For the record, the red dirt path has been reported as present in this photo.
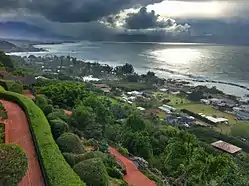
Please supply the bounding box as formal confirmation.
[23,90,35,100]
[1,100,45,186]
[109,147,156,186]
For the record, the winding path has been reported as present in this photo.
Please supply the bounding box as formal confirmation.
[109,147,156,186]
[1,100,45,186]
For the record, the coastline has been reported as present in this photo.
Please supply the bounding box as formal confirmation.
[7,44,249,98]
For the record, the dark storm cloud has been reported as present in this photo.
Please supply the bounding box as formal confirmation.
[124,7,174,29]
[0,0,164,22]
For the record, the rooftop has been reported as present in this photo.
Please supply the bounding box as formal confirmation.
[211,140,242,154]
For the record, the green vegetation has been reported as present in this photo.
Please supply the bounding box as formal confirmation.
[56,133,85,154]
[177,104,237,124]
[5,80,23,94]
[33,76,249,185]
[0,90,85,186]
[231,123,249,140]
[0,51,14,69]
[0,123,4,143]
[50,119,69,139]
[39,81,88,108]
[0,144,28,186]
[73,158,109,186]
[107,81,154,91]
[154,92,191,106]
[47,110,70,123]
[0,101,7,120]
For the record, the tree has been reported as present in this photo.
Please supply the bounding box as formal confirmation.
[231,123,249,140]
[56,133,85,154]
[40,82,88,108]
[0,51,14,69]
[7,81,23,94]
[126,114,146,131]
[0,144,28,186]
[73,158,109,186]
[35,95,48,110]
[123,131,153,159]
[121,63,134,74]
[188,90,204,101]
[72,105,95,130]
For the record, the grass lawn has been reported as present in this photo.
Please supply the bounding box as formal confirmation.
[153,92,191,106]
[0,124,4,144]
[176,103,249,134]
[176,104,238,124]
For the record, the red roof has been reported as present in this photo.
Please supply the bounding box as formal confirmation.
[94,84,106,88]
[211,140,242,154]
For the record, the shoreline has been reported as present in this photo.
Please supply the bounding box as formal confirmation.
[7,46,249,98]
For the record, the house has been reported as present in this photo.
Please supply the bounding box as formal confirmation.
[159,104,176,112]
[201,99,210,105]
[137,107,146,111]
[205,116,228,124]
[127,91,143,96]
[166,116,178,124]
[211,140,242,155]
[209,98,223,105]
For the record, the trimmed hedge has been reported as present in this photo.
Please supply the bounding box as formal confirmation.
[56,133,85,154]
[0,90,85,186]
[73,158,109,186]
[0,144,28,186]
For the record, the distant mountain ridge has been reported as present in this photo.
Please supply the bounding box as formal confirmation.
[0,21,73,42]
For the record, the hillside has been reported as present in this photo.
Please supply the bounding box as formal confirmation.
[0,40,43,53]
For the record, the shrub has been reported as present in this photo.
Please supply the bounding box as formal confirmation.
[43,104,53,116]
[106,167,123,179]
[118,146,129,157]
[47,111,70,123]
[0,144,28,186]
[56,133,85,154]
[0,90,85,186]
[63,151,105,167]
[63,153,76,167]
[50,120,69,139]
[6,81,23,94]
[73,158,109,186]
[83,138,98,148]
[35,95,48,110]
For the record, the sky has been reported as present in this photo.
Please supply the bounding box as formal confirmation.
[0,0,249,43]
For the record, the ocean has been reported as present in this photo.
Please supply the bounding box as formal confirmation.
[8,41,249,97]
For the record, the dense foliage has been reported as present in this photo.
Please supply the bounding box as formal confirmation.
[39,82,88,108]
[5,81,23,94]
[34,80,249,185]
[73,158,109,186]
[0,144,28,186]
[0,51,14,69]
[56,133,85,154]
[50,119,69,139]
[0,124,4,143]
[0,90,85,186]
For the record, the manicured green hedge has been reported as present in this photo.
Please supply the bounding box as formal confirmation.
[0,144,28,186]
[73,158,109,186]
[56,133,85,154]
[0,90,85,186]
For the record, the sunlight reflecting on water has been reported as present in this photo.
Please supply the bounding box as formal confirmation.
[150,48,202,67]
